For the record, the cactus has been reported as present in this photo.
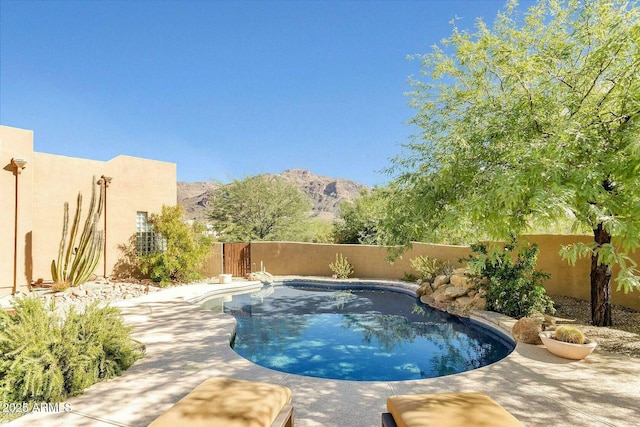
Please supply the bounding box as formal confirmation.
[553,325,586,344]
[329,253,354,279]
[51,177,104,290]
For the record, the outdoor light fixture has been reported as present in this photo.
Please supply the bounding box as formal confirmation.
[97,175,113,279]
[11,158,27,295]
[11,158,27,171]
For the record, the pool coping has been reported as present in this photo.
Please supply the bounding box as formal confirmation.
[7,277,640,427]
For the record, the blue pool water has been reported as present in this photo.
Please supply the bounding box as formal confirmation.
[201,282,514,381]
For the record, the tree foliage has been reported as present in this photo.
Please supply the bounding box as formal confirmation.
[389,0,640,325]
[139,205,212,285]
[209,175,313,242]
[333,187,390,244]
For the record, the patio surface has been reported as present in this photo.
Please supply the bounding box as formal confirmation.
[6,279,640,427]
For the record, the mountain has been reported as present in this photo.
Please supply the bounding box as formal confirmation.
[177,169,368,223]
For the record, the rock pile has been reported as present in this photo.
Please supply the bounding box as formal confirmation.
[416,268,487,317]
[32,281,161,314]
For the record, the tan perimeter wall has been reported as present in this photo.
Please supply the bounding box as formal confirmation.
[250,241,471,280]
[1,125,177,296]
[250,237,640,311]
[200,243,224,277]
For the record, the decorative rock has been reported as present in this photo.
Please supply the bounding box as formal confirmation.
[473,296,487,311]
[450,296,474,315]
[468,290,477,297]
[34,281,162,315]
[452,267,470,275]
[512,317,545,344]
[444,286,468,298]
[453,296,474,307]
[434,292,454,303]
[420,294,435,304]
[417,283,433,297]
[433,275,450,289]
[449,274,468,288]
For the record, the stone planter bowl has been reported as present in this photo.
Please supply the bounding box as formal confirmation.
[539,331,597,360]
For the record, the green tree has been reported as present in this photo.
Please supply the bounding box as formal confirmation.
[139,205,212,285]
[333,187,389,244]
[302,219,335,243]
[388,0,640,326]
[209,175,313,242]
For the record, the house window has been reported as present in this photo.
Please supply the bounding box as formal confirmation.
[136,211,166,255]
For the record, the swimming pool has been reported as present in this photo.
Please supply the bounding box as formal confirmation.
[201,281,514,381]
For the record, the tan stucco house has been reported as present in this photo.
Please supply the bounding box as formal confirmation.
[0,125,177,297]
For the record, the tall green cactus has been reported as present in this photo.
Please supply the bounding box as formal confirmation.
[51,177,104,289]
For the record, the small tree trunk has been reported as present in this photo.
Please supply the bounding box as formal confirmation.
[591,222,612,326]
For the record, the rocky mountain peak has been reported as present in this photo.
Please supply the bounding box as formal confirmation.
[177,169,367,223]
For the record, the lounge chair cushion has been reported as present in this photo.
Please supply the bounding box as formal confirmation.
[149,377,293,427]
[386,392,523,427]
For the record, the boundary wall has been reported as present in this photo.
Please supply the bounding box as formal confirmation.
[1,125,176,296]
[250,237,640,311]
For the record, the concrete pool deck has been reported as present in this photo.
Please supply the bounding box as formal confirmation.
[7,280,640,427]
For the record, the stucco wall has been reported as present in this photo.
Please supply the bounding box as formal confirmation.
[523,234,640,310]
[0,127,34,296]
[0,125,176,296]
[250,238,640,311]
[250,241,471,279]
[31,153,176,283]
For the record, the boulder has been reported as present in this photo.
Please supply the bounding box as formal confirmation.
[511,317,544,345]
[444,286,468,299]
[416,283,433,297]
[420,294,435,305]
[434,292,454,303]
[449,296,476,316]
[472,296,487,311]
[454,296,474,307]
[449,274,471,288]
[433,275,450,289]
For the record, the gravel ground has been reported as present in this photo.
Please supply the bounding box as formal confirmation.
[550,294,640,359]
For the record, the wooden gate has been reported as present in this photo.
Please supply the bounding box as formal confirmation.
[223,243,251,277]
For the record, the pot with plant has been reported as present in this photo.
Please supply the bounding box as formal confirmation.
[539,325,597,360]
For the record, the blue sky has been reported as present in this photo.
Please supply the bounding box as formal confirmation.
[1,0,530,186]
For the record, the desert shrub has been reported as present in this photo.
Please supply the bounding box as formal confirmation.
[410,256,454,282]
[462,239,554,318]
[0,296,144,407]
[329,253,354,279]
[139,205,213,286]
